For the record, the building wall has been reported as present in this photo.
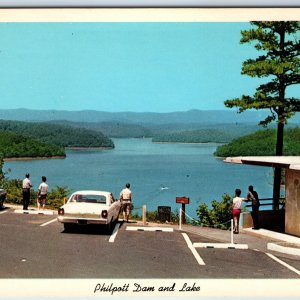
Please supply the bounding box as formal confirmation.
[242,210,285,232]
[285,169,300,236]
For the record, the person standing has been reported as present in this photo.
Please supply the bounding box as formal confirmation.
[247,185,260,230]
[37,176,48,210]
[22,173,33,210]
[119,183,132,222]
[232,188,246,234]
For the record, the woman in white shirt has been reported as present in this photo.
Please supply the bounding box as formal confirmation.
[232,188,246,234]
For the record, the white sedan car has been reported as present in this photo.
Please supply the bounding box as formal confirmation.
[57,190,121,232]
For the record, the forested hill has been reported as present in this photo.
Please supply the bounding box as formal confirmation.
[152,124,262,143]
[0,120,114,148]
[46,120,153,138]
[0,131,65,159]
[214,128,300,157]
[1,108,299,124]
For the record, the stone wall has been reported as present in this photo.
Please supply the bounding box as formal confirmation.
[285,169,300,236]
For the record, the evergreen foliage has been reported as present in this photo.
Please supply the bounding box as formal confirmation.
[44,186,70,209]
[224,22,300,208]
[0,154,71,209]
[196,194,233,230]
[48,120,153,138]
[0,120,114,148]
[2,177,70,209]
[0,131,65,158]
[225,22,300,123]
[214,127,300,157]
[152,125,261,143]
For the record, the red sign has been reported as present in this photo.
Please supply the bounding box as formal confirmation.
[176,197,190,204]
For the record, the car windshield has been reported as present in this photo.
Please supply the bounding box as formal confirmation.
[70,194,107,204]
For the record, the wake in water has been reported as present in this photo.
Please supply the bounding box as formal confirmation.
[160,184,169,191]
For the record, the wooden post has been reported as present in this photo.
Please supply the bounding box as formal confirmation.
[176,197,189,225]
[182,203,186,224]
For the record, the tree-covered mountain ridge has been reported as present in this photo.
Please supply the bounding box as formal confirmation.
[152,124,263,143]
[1,108,299,124]
[0,120,114,149]
[214,127,300,157]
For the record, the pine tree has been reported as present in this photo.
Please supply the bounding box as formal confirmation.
[225,21,300,210]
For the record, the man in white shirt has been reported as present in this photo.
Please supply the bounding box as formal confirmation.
[120,183,132,222]
[37,176,48,210]
[22,173,33,210]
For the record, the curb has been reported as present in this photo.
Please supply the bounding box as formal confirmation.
[242,228,300,244]
[268,242,300,257]
[126,226,173,232]
[193,242,248,249]
[14,209,54,216]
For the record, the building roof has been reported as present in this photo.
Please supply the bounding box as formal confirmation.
[224,156,300,170]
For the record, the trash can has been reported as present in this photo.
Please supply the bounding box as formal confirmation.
[157,206,171,222]
[0,189,6,209]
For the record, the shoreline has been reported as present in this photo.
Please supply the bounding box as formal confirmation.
[3,155,66,162]
[66,146,113,150]
[3,147,114,161]
[152,141,224,145]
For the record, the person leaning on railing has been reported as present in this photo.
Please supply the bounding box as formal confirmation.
[247,185,260,230]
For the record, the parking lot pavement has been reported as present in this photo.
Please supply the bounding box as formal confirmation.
[1,207,300,279]
[176,223,300,277]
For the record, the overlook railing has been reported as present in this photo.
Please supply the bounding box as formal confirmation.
[245,197,285,210]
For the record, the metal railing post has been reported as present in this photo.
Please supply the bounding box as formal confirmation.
[142,205,146,226]
[231,219,234,244]
[179,208,182,230]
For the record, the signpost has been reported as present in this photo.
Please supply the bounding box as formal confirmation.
[176,197,189,224]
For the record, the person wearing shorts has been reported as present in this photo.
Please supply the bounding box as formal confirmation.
[232,188,246,234]
[37,176,48,210]
[119,183,132,222]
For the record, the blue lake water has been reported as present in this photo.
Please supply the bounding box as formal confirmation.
[3,138,273,218]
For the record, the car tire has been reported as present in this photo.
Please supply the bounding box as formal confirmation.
[106,222,112,234]
[64,223,73,232]
[107,217,116,234]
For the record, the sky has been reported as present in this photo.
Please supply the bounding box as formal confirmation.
[0,22,298,113]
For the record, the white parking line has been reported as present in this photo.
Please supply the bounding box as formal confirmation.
[266,252,300,276]
[109,223,120,243]
[0,210,8,215]
[40,218,58,227]
[182,233,205,266]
